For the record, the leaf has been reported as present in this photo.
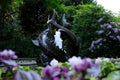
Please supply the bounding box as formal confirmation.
[90,77,96,80]
[115,62,120,69]
[60,62,70,68]
[100,62,115,77]
[106,71,120,80]
[0,69,2,78]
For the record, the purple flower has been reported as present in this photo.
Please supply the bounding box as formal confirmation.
[100,25,104,28]
[109,36,116,40]
[0,50,18,68]
[89,41,95,52]
[42,66,69,80]
[53,77,60,80]
[61,67,68,73]
[116,36,120,41]
[96,30,104,35]
[52,67,61,77]
[0,50,17,60]
[106,31,111,36]
[83,58,93,68]
[100,23,113,29]
[42,66,52,77]
[97,18,103,22]
[90,41,95,48]
[94,38,103,44]
[112,28,119,33]
[89,38,104,52]
[75,58,93,72]
[106,24,112,29]
[68,56,93,73]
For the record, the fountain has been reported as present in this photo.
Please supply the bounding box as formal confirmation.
[32,10,80,66]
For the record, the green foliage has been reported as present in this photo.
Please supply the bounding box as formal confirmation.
[18,66,31,71]
[115,62,120,69]
[34,67,43,76]
[0,16,40,57]
[12,0,23,16]
[60,5,76,23]
[19,0,63,36]
[43,0,62,10]
[100,62,115,77]
[106,71,120,80]
[113,15,120,28]
[0,69,2,80]
[61,0,95,6]
[0,0,13,28]
[0,0,13,8]
[60,62,71,69]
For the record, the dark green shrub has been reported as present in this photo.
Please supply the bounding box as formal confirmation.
[19,0,47,35]
[61,0,95,6]
[0,0,13,28]
[19,0,62,36]
[0,18,40,57]
[0,0,41,58]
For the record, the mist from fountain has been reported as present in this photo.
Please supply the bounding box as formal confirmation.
[54,29,63,49]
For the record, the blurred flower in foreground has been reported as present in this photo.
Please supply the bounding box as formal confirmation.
[14,56,101,80]
[68,56,93,72]
[0,49,18,68]
[15,70,42,80]
[42,66,69,80]
[68,56,101,78]
[50,58,58,67]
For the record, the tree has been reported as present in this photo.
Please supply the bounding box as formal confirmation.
[61,0,95,6]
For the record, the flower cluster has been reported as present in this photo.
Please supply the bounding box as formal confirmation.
[0,49,18,68]
[39,57,101,80]
[99,23,120,41]
[89,38,106,52]
[89,18,120,56]
[42,66,69,80]
[68,56,93,73]
[14,56,101,80]
[68,56,101,79]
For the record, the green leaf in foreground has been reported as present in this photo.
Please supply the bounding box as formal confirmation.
[106,71,120,80]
